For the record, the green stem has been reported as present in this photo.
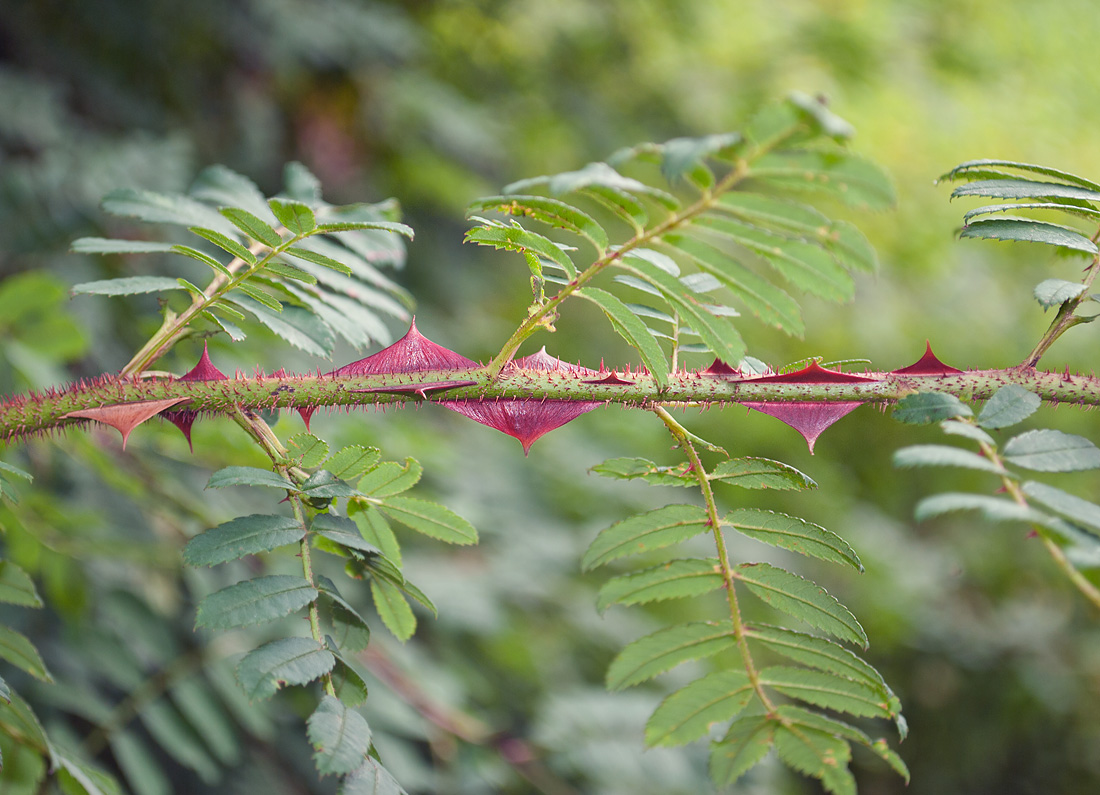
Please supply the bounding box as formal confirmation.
[652,405,776,713]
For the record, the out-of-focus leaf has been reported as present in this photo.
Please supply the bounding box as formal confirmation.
[307,695,371,776]
[709,715,776,787]
[1003,429,1100,471]
[0,625,52,681]
[893,445,1007,475]
[977,384,1041,429]
[892,392,973,424]
[467,195,609,252]
[71,238,177,254]
[71,277,185,297]
[1034,278,1088,309]
[1022,481,1100,534]
[959,218,1098,254]
[0,560,42,607]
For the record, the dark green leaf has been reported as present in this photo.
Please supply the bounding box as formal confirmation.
[206,466,296,491]
[307,695,371,776]
[724,509,862,570]
[0,625,52,681]
[709,457,817,490]
[300,470,359,499]
[709,715,776,787]
[377,496,477,545]
[71,277,185,297]
[357,458,422,498]
[978,384,1041,429]
[959,218,1098,254]
[596,558,724,612]
[941,159,1100,192]
[773,722,855,795]
[195,575,317,630]
[735,562,867,647]
[645,670,754,747]
[268,199,317,235]
[236,638,335,701]
[776,705,910,783]
[575,287,670,388]
[1003,429,1100,471]
[263,261,318,284]
[0,560,43,607]
[892,392,973,424]
[220,207,282,247]
[312,514,382,556]
[1034,278,1088,310]
[183,514,304,566]
[582,504,711,570]
[606,621,736,690]
[760,665,895,720]
[893,445,1008,475]
[331,659,370,708]
[951,178,1100,203]
[235,280,284,311]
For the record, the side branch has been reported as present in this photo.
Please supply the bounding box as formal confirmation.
[3,364,1098,444]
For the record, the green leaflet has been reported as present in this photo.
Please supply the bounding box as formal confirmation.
[708,457,817,491]
[311,513,383,556]
[605,621,736,690]
[735,562,867,647]
[307,696,372,776]
[575,287,670,388]
[139,697,220,782]
[723,509,862,570]
[760,665,895,721]
[287,433,330,467]
[189,226,257,264]
[776,705,910,783]
[71,237,177,255]
[314,220,414,238]
[959,218,1098,255]
[893,445,1009,476]
[349,503,402,566]
[0,560,43,607]
[596,558,725,612]
[71,276,185,297]
[376,496,477,545]
[774,721,855,795]
[342,757,409,795]
[325,446,383,480]
[236,638,335,701]
[169,675,240,766]
[708,714,776,787]
[0,624,52,681]
[950,177,1100,203]
[195,575,317,630]
[582,504,711,570]
[358,458,422,498]
[110,730,171,795]
[331,658,370,708]
[269,198,317,235]
[589,457,694,487]
[220,207,282,247]
[183,514,305,566]
[645,670,754,747]
[1034,278,1088,310]
[892,392,973,424]
[317,575,373,653]
[467,194,609,253]
[1022,481,1100,534]
[978,384,1041,429]
[914,492,1060,528]
[206,466,297,491]
[103,187,239,236]
[284,245,354,276]
[1003,429,1100,471]
[370,577,416,642]
[301,470,360,499]
[940,419,996,446]
[941,159,1100,192]
[751,149,896,210]
[464,221,578,279]
[56,755,124,795]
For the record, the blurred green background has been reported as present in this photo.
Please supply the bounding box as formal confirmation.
[3,1,1100,793]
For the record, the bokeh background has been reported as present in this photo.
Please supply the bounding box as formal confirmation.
[2,1,1100,793]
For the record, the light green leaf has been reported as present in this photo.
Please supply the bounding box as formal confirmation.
[206,466,296,491]
[195,575,317,630]
[377,496,477,545]
[951,178,1100,203]
[467,194,609,253]
[0,625,52,681]
[1003,429,1100,471]
[220,207,282,247]
[286,434,328,468]
[230,297,335,357]
[307,695,372,776]
[892,392,973,424]
[349,503,402,566]
[582,504,711,570]
[606,621,736,690]
[183,514,304,567]
[1021,481,1100,534]
[645,670,754,747]
[71,277,185,297]
[709,457,817,491]
[596,558,724,612]
[959,218,1098,254]
[268,199,317,235]
[71,238,177,255]
[914,492,1059,528]
[235,280,284,311]
[325,446,383,480]
[311,514,382,556]
[315,220,414,239]
[236,637,335,701]
[940,419,995,445]
[724,509,862,570]
[575,287,670,388]
[102,187,237,236]
[283,245,354,276]
[735,562,867,647]
[709,715,776,787]
[358,458,422,498]
[371,578,416,642]
[263,261,318,284]
[893,445,1008,475]
[589,457,693,487]
[189,226,257,264]
[0,560,43,607]
[752,150,896,210]
[341,757,409,795]
[1034,278,1088,310]
[774,722,855,795]
[464,222,578,279]
[978,384,1041,429]
[658,133,742,182]
[760,665,894,720]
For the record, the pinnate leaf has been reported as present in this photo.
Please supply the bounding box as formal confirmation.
[582,504,711,570]
[195,575,317,630]
[1003,429,1100,471]
[606,621,736,690]
[184,515,304,566]
[307,695,371,776]
[774,722,855,795]
[645,670,754,747]
[236,637,335,701]
[725,509,861,570]
[596,558,724,612]
[735,562,866,647]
